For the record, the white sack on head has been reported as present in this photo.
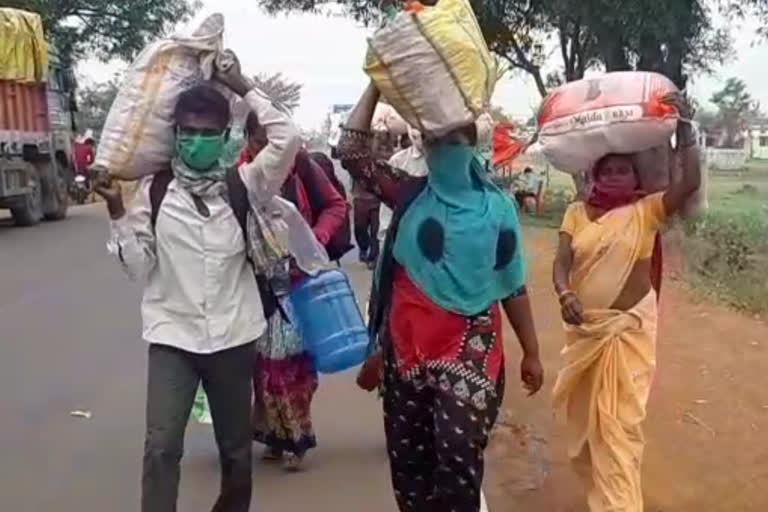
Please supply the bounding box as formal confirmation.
[94,14,227,180]
[538,71,679,174]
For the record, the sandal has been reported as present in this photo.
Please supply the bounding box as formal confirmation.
[262,447,283,461]
[283,452,304,472]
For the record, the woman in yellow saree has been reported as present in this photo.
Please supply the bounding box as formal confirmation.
[552,94,701,512]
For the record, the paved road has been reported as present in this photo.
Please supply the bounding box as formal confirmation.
[0,204,395,511]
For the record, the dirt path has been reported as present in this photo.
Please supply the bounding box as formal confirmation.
[486,226,768,512]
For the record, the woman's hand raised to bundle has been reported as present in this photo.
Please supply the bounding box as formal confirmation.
[662,92,693,121]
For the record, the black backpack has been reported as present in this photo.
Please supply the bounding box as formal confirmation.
[288,151,353,262]
[148,168,281,319]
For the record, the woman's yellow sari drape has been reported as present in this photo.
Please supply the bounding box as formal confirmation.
[553,194,664,512]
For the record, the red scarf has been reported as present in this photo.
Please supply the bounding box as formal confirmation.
[587,174,663,300]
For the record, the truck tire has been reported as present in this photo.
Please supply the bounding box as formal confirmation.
[41,159,69,221]
[11,174,43,226]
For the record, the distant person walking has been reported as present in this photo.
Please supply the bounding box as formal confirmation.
[73,129,95,176]
[514,167,541,212]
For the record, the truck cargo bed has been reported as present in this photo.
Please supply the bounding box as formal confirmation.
[0,80,49,150]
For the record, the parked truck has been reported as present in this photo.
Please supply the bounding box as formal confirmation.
[0,8,75,226]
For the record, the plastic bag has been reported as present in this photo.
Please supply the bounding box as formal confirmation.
[538,71,679,174]
[266,197,330,276]
[475,112,495,150]
[94,14,226,180]
[191,385,212,425]
[365,0,496,137]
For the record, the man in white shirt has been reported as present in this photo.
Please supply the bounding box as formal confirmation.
[95,64,299,512]
[514,167,542,212]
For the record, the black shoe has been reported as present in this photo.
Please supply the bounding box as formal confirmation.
[358,249,369,263]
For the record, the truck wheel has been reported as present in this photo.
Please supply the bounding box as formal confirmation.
[11,175,43,226]
[42,160,69,221]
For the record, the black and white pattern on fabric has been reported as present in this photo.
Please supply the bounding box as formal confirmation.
[398,312,499,411]
[382,352,504,512]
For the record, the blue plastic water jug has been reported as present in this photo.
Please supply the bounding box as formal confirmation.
[289,269,369,373]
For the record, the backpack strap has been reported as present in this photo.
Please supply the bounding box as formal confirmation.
[225,166,286,322]
[149,170,174,229]
[225,167,249,235]
[293,151,324,222]
[149,167,284,321]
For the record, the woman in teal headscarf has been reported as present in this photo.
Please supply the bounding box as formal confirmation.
[339,83,544,512]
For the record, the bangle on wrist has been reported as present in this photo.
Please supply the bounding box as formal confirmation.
[558,289,575,302]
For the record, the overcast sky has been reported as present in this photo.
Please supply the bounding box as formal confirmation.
[79,1,768,130]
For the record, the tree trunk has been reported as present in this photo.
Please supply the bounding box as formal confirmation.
[532,68,548,98]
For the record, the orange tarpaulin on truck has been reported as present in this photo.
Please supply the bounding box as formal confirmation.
[491,122,524,167]
[0,8,48,83]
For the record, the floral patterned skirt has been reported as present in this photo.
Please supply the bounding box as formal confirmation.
[253,309,318,455]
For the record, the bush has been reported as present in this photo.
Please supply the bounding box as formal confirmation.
[679,209,768,312]
[521,187,574,228]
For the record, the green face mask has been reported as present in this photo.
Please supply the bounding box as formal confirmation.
[176,133,226,172]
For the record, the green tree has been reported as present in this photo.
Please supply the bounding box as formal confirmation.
[258,0,727,96]
[75,75,121,138]
[709,77,761,148]
[587,0,731,89]
[253,72,303,113]
[3,0,201,63]
[723,0,768,39]
[231,72,303,128]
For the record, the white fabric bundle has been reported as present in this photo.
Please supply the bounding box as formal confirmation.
[538,72,679,174]
[94,14,226,180]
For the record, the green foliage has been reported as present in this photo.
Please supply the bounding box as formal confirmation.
[75,75,120,138]
[3,0,201,63]
[231,72,303,129]
[723,0,768,40]
[680,209,768,312]
[526,186,573,228]
[253,73,303,113]
[258,0,730,98]
[709,78,761,149]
